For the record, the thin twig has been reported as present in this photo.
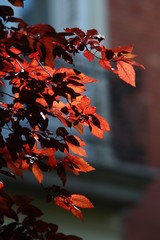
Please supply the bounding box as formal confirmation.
[0,91,14,98]
[35,57,53,78]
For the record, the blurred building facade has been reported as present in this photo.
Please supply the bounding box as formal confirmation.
[3,0,160,239]
[109,1,160,239]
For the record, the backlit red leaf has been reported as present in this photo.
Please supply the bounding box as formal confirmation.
[83,50,94,62]
[98,58,111,70]
[117,61,136,87]
[64,155,94,175]
[73,122,83,135]
[54,196,71,211]
[89,121,104,139]
[66,142,87,158]
[78,96,91,111]
[35,98,48,107]
[93,113,110,132]
[14,102,24,111]
[32,163,43,184]
[71,207,83,221]
[0,181,4,190]
[74,136,86,147]
[71,194,94,209]
[113,44,134,54]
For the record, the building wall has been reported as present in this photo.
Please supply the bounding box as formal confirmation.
[109,0,160,167]
[109,1,160,239]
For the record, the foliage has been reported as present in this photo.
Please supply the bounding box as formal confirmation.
[0,0,144,239]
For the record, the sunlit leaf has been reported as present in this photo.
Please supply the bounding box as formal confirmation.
[117,61,136,87]
[66,142,87,158]
[32,163,43,184]
[71,194,94,209]
[83,50,94,62]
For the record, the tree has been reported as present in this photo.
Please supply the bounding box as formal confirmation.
[0,0,144,239]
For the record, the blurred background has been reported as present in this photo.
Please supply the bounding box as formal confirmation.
[2,0,160,239]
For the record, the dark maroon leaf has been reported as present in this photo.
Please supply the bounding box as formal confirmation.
[66,135,80,146]
[34,220,48,232]
[48,223,58,233]
[91,115,101,129]
[56,127,68,137]
[105,49,114,60]
[65,27,85,37]
[36,160,51,172]
[55,233,68,239]
[87,29,98,36]
[67,235,83,240]
[0,6,14,20]
[6,133,23,161]
[61,106,69,115]
[23,216,36,227]
[5,209,18,221]
[17,204,43,217]
[57,163,66,186]
[7,16,27,28]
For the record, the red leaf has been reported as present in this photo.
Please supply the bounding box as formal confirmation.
[20,159,30,169]
[28,52,39,59]
[73,122,83,135]
[71,207,83,221]
[0,80,5,87]
[66,142,87,158]
[54,196,71,211]
[73,136,86,147]
[113,44,134,54]
[80,75,98,84]
[42,148,56,167]
[89,121,104,139]
[13,102,24,111]
[8,0,24,7]
[128,60,145,69]
[98,58,111,70]
[32,163,43,184]
[35,98,48,108]
[83,50,94,62]
[78,95,91,111]
[93,113,110,132]
[71,194,94,209]
[3,146,23,177]
[65,27,85,37]
[0,181,4,190]
[37,36,55,68]
[86,29,98,36]
[64,155,94,175]
[117,61,136,87]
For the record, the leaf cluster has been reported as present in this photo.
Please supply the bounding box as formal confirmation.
[0,0,144,238]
